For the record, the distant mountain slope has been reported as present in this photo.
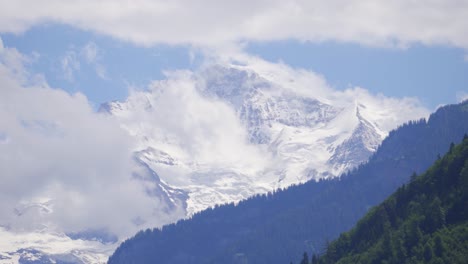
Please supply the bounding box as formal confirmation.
[108,101,468,264]
[315,135,468,264]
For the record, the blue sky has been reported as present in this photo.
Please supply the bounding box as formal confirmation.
[2,23,467,110]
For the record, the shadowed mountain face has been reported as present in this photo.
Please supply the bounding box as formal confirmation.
[108,101,468,264]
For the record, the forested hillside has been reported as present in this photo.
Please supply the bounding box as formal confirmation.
[314,135,468,264]
[109,101,468,264]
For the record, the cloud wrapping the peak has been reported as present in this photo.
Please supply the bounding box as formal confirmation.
[0,0,467,49]
[117,70,271,172]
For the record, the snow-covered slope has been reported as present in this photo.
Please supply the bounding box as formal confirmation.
[102,61,391,216]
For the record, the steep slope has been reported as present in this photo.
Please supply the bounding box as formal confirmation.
[108,101,468,264]
[102,63,401,216]
[315,136,468,264]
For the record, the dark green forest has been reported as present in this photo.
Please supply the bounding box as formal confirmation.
[310,136,468,264]
[109,101,468,264]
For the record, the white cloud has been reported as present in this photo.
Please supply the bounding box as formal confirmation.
[0,0,467,49]
[123,70,271,172]
[0,40,182,238]
[0,37,31,82]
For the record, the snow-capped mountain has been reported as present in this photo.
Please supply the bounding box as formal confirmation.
[0,56,428,264]
[101,62,388,216]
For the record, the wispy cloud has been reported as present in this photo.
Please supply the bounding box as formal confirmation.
[60,42,107,81]
[81,41,107,79]
[82,42,98,63]
[61,50,80,81]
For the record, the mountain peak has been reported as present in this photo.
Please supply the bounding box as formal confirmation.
[101,64,397,218]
